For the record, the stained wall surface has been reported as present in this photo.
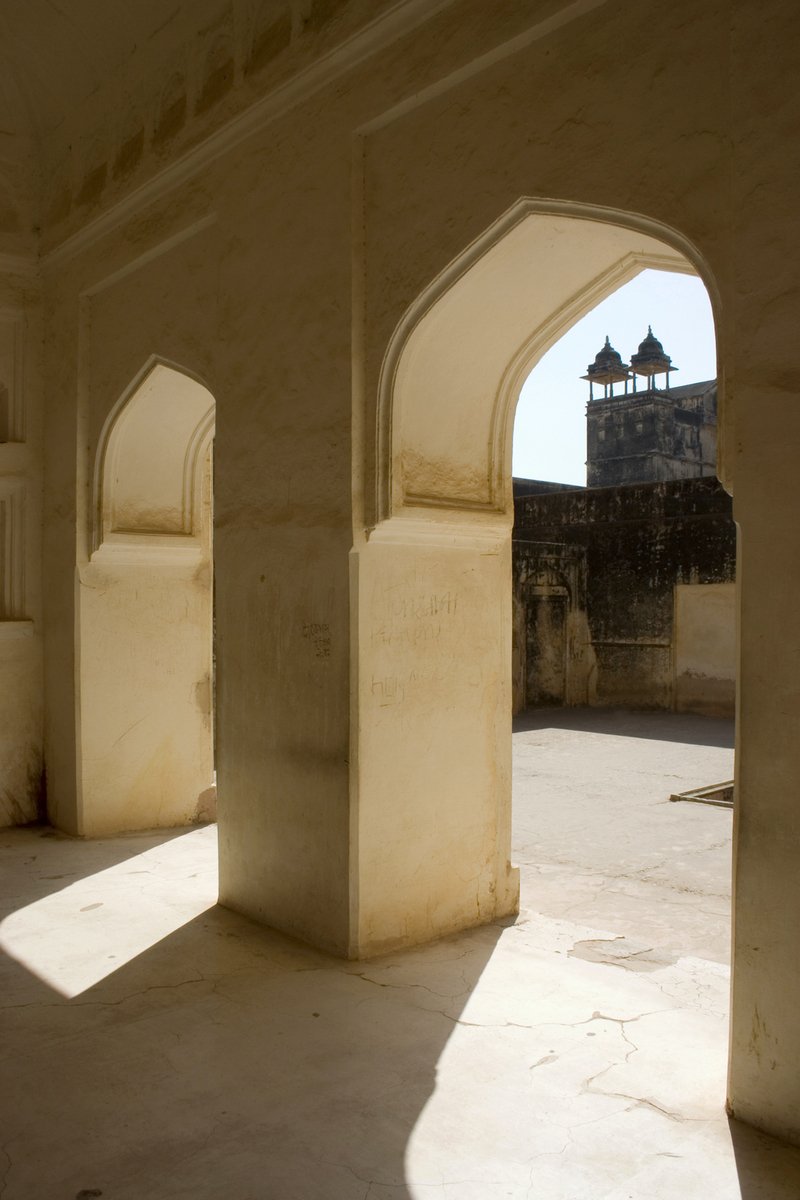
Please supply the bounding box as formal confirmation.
[73,365,215,836]
[513,477,736,715]
[0,268,43,827]
[675,582,736,717]
[0,0,796,1148]
[586,381,719,487]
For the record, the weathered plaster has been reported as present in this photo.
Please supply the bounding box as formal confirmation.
[0,0,797,1148]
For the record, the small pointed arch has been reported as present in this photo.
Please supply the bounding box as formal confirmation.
[93,358,215,559]
[376,199,720,525]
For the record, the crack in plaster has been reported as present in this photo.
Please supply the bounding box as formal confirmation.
[349,970,468,1002]
[323,1160,393,1198]
[538,1008,672,1031]
[576,1011,708,1124]
[0,974,207,1011]
[521,857,730,901]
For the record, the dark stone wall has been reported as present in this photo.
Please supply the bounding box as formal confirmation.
[512,477,736,712]
[512,477,586,498]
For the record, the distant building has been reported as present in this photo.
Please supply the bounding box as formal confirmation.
[583,329,717,486]
[512,331,735,716]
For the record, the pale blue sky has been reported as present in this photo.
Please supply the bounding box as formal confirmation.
[512,269,717,485]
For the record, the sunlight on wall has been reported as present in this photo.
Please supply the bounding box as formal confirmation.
[0,828,217,997]
[512,271,716,485]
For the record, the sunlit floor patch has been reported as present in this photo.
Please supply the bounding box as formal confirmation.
[0,825,217,998]
[2,715,800,1198]
[403,913,732,1199]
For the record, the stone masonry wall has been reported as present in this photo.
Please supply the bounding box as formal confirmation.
[512,476,736,713]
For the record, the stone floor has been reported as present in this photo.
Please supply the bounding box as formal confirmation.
[3,709,800,1199]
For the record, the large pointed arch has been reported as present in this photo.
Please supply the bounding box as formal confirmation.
[376,199,721,525]
[351,200,723,957]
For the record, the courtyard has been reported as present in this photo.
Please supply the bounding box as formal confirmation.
[2,710,799,1198]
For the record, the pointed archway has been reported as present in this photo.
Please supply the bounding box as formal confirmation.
[350,201,722,957]
[76,361,216,835]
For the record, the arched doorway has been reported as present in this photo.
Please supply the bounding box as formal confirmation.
[351,200,723,957]
[76,361,216,835]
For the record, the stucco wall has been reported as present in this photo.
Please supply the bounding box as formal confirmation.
[1,0,797,1145]
[0,271,43,827]
[513,477,736,715]
[675,581,736,717]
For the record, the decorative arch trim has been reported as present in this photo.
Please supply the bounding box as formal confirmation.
[376,198,720,526]
[92,356,215,562]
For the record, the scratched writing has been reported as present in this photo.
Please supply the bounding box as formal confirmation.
[302,622,331,659]
[371,590,460,648]
[388,592,458,621]
[371,621,441,648]
[371,674,406,706]
[369,667,453,707]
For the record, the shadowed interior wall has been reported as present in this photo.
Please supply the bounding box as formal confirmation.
[0,267,42,828]
[0,0,793,1146]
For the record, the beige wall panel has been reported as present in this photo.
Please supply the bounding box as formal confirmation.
[77,559,213,834]
[674,583,736,718]
[353,524,518,956]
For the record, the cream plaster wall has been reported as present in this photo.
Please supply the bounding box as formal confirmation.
[76,362,215,836]
[9,0,799,1147]
[382,213,689,518]
[0,269,43,828]
[352,521,518,955]
[674,582,736,718]
[77,556,214,835]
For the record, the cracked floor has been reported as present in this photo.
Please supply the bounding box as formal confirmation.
[3,708,800,1198]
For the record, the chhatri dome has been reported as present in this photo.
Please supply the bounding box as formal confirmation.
[630,325,676,385]
[581,335,630,395]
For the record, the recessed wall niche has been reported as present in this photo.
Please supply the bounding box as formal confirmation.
[0,313,24,443]
[0,483,25,619]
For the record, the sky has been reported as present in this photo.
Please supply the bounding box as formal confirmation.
[511,269,717,485]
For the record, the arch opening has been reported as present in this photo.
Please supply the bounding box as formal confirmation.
[377,201,720,526]
[507,265,734,981]
[510,267,732,717]
[354,201,729,961]
[77,362,216,835]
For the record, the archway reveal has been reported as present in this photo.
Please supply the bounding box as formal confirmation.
[77,361,216,835]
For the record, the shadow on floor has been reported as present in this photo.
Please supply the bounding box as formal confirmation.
[514,704,735,748]
[729,1116,800,1198]
[2,873,501,1199]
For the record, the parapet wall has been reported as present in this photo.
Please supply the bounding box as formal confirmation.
[513,477,736,714]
